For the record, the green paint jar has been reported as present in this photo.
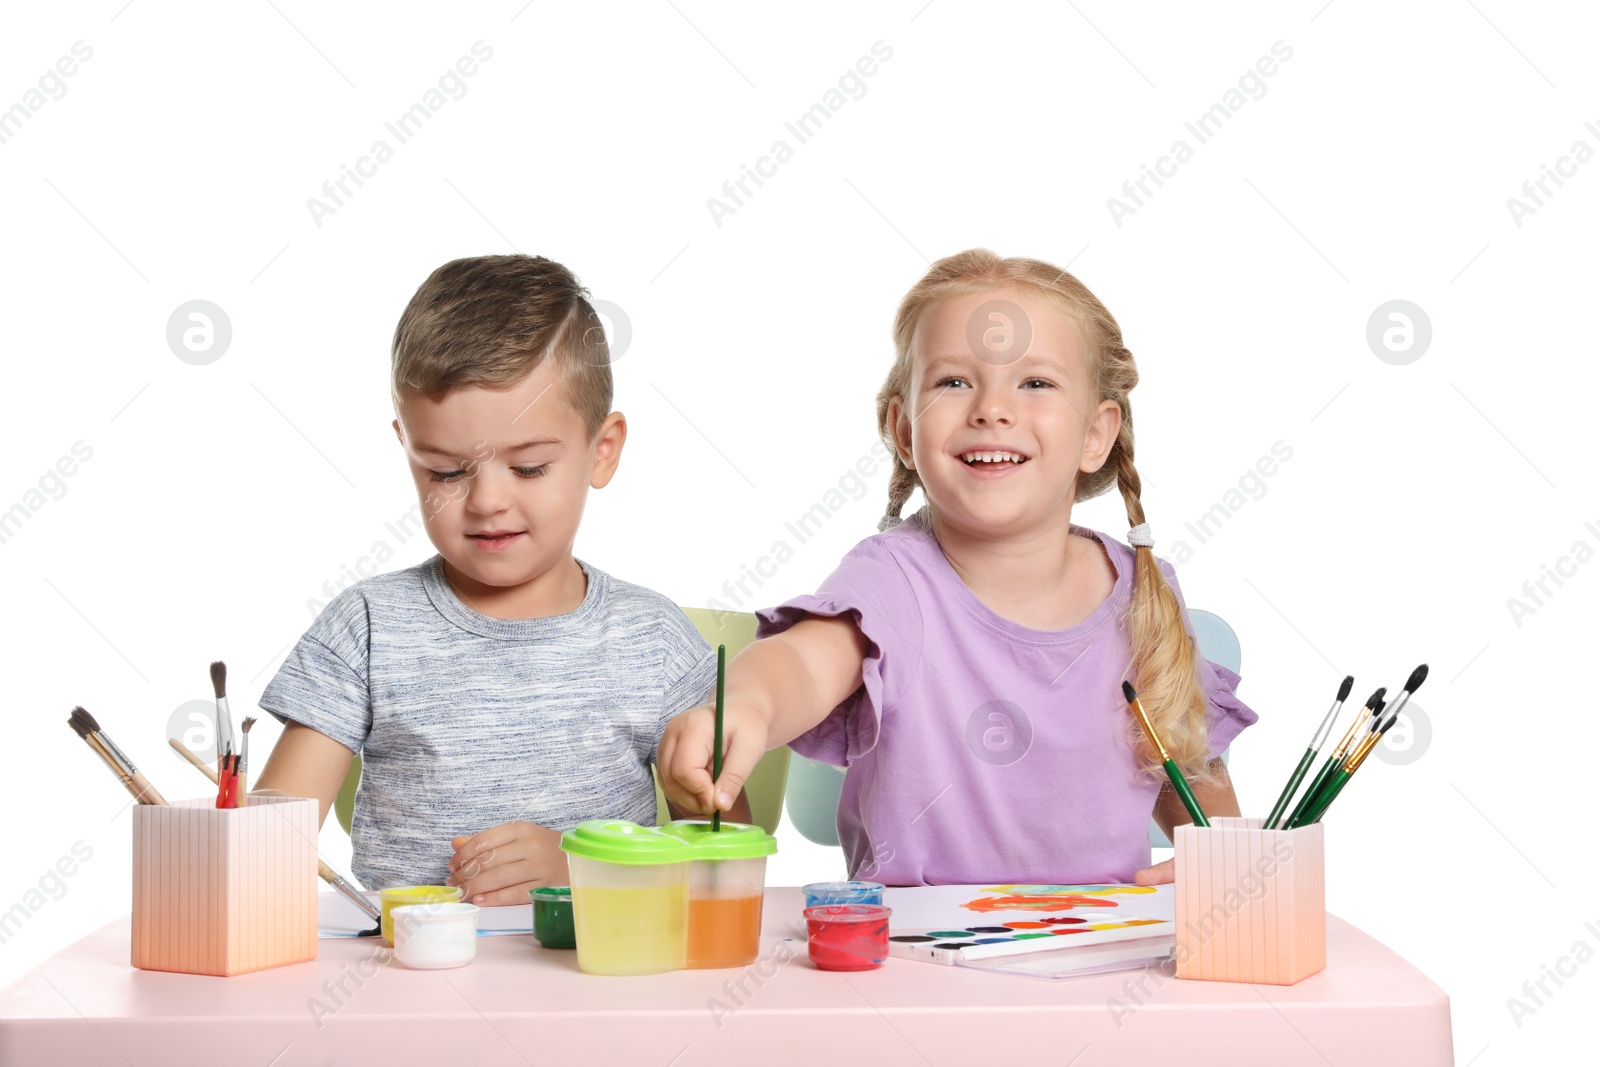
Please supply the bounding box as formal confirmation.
[531,886,576,949]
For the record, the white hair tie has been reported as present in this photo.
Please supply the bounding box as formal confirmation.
[1127,523,1154,548]
[878,514,904,532]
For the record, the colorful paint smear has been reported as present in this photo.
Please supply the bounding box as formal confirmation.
[960,884,1158,913]
[983,884,1159,897]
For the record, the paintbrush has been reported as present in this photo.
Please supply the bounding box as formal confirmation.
[1372,664,1428,742]
[712,644,726,832]
[1283,687,1385,829]
[210,660,235,775]
[170,737,218,782]
[1293,714,1394,826]
[1294,665,1429,826]
[67,706,167,805]
[1264,675,1354,829]
[1121,680,1209,827]
[165,737,383,926]
[318,859,382,926]
[174,737,246,814]
[1293,693,1385,825]
[236,717,255,807]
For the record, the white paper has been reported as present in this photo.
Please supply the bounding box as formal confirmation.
[883,884,1177,971]
[317,891,534,939]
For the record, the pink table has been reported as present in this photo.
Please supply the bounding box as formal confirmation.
[1,887,1451,1066]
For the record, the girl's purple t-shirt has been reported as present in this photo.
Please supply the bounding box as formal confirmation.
[756,509,1258,886]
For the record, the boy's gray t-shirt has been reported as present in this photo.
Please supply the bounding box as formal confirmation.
[259,555,716,891]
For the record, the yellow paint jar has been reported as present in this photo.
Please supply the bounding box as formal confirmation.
[559,821,693,975]
[380,885,463,946]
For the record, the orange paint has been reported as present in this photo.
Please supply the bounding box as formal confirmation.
[687,894,764,968]
[962,894,1122,913]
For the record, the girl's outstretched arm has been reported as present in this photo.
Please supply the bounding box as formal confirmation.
[657,615,868,816]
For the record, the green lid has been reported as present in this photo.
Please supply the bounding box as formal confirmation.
[531,886,572,901]
[559,820,694,866]
[658,819,778,860]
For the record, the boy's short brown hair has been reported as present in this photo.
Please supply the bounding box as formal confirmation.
[391,254,613,436]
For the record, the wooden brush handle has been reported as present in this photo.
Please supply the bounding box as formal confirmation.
[127,772,167,806]
[169,738,219,784]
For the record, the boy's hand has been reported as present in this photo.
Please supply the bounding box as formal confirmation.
[657,701,768,816]
[446,821,568,906]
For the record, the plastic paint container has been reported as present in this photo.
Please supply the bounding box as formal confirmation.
[531,887,576,949]
[802,880,886,909]
[379,885,463,946]
[805,904,891,971]
[660,820,778,969]
[391,901,480,969]
[560,821,693,976]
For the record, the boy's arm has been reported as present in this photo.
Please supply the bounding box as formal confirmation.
[250,721,357,829]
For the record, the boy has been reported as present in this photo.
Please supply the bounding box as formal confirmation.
[255,254,730,906]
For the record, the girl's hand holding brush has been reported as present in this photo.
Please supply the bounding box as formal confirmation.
[657,698,765,821]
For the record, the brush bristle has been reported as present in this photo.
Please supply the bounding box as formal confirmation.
[1121,680,1138,704]
[70,706,101,734]
[1405,664,1428,692]
[1365,687,1386,710]
[1371,696,1387,718]
[241,716,256,732]
[1336,675,1354,702]
[67,707,93,738]
[210,660,227,698]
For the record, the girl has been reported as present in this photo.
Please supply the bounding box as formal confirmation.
[658,249,1256,885]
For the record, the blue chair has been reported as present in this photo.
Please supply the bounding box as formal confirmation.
[783,610,1241,850]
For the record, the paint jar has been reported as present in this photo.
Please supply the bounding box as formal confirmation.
[531,886,576,949]
[560,820,693,976]
[805,904,892,971]
[660,820,778,969]
[802,880,886,909]
[392,901,480,969]
[379,885,463,946]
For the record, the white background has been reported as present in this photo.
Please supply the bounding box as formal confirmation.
[2,1,1595,1062]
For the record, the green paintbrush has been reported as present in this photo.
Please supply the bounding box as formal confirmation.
[712,644,725,832]
[1295,692,1387,824]
[1122,680,1208,828]
[1283,686,1385,829]
[1264,675,1353,829]
[1293,665,1428,827]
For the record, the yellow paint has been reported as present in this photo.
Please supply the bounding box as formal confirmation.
[380,885,462,945]
[571,883,687,975]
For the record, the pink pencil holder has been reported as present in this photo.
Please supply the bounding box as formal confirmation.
[131,796,319,976]
[1173,817,1325,985]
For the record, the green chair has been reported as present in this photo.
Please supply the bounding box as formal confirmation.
[782,609,1241,850]
[333,606,792,837]
[654,608,790,833]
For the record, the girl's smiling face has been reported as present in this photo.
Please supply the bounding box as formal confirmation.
[888,287,1122,538]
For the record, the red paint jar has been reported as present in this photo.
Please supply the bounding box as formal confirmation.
[804,904,891,971]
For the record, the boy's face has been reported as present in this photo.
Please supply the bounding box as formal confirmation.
[889,287,1120,537]
[392,359,624,598]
